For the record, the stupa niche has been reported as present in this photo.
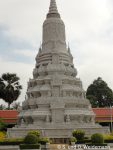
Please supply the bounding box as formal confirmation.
[8,0,109,140]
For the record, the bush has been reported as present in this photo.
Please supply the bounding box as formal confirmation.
[0,138,24,145]
[24,134,38,144]
[70,137,77,143]
[20,144,40,149]
[0,119,6,131]
[72,130,85,140]
[103,134,113,140]
[76,138,91,144]
[91,133,104,144]
[28,130,40,138]
[103,134,113,143]
[39,138,50,145]
[0,132,6,140]
[86,143,107,146]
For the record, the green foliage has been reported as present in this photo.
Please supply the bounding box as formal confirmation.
[103,134,113,143]
[0,73,22,109]
[70,137,77,143]
[91,133,104,144]
[0,138,24,145]
[0,119,6,131]
[76,138,91,144]
[72,130,85,141]
[86,143,107,146]
[20,144,40,149]
[28,130,40,138]
[86,77,113,107]
[39,138,50,145]
[24,134,38,144]
[0,132,6,140]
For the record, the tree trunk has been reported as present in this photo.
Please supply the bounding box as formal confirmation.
[8,103,10,110]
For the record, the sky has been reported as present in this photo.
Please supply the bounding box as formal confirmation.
[0,0,113,106]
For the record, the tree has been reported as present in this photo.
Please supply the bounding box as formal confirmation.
[0,73,22,109]
[86,77,113,107]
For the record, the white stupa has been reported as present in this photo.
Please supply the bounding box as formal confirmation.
[8,0,109,142]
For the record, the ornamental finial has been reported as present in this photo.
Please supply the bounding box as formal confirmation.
[47,0,60,18]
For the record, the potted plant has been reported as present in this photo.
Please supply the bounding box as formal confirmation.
[72,130,85,141]
[39,138,50,149]
[70,137,77,146]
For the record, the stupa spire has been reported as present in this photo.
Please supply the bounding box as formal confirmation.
[47,0,60,18]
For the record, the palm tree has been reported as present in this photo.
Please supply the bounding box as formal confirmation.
[0,73,22,109]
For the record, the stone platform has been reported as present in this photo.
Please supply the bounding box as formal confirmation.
[8,125,109,138]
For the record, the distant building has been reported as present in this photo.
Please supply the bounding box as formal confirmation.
[0,110,18,128]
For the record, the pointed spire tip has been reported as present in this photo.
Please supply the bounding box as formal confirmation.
[47,0,60,18]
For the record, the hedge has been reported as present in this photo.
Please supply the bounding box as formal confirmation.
[86,143,107,146]
[39,138,50,145]
[0,139,24,145]
[91,133,104,144]
[20,144,40,149]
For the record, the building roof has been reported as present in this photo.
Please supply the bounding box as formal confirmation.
[0,110,18,124]
[93,108,113,116]
[93,108,113,123]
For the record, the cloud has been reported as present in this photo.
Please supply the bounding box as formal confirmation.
[14,49,37,58]
[0,25,36,63]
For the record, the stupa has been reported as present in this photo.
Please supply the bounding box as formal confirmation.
[8,0,109,141]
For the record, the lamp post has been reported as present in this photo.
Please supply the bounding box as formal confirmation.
[110,106,113,133]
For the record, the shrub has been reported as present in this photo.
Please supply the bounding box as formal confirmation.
[28,130,40,138]
[0,132,6,140]
[76,138,91,144]
[70,137,77,143]
[91,133,104,144]
[39,138,50,145]
[0,119,6,131]
[20,144,40,149]
[87,143,107,146]
[103,134,113,143]
[72,130,85,140]
[24,134,38,144]
[103,134,113,140]
[0,138,24,145]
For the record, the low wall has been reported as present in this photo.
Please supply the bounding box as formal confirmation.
[0,144,49,150]
[0,145,19,150]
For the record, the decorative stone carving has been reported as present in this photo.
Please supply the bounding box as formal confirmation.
[20,118,25,126]
[66,115,70,123]
[46,115,50,123]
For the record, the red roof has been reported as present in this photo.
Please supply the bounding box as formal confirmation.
[93,108,113,116]
[93,108,113,122]
[0,110,19,124]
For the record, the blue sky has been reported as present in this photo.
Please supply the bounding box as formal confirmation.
[0,0,113,106]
